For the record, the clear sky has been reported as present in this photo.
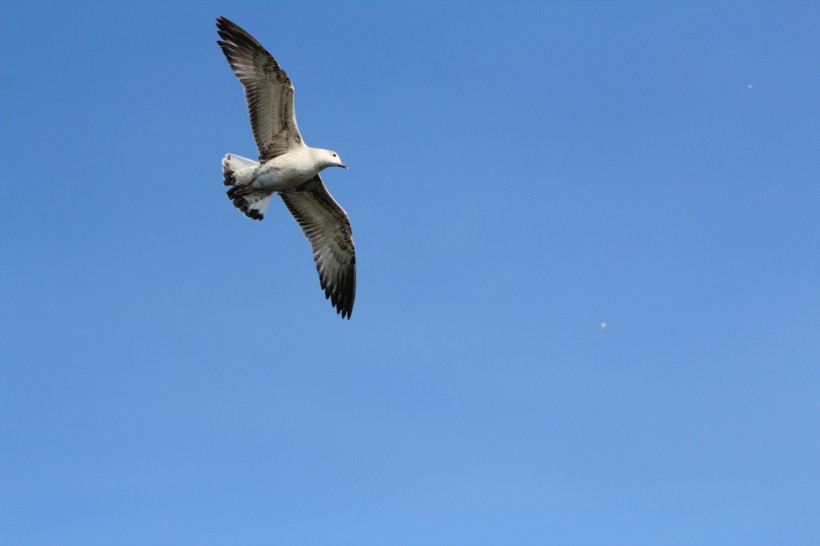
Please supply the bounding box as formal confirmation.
[2,1,819,544]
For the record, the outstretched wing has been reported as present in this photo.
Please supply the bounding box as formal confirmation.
[280,176,356,319]
[216,16,302,160]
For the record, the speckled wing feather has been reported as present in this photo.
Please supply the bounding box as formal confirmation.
[216,17,302,161]
[280,176,356,319]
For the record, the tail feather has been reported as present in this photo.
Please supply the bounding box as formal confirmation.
[222,153,258,186]
[227,187,274,220]
[222,154,271,220]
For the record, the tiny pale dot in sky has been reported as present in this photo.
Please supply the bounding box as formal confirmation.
[601,322,607,329]
[748,84,753,89]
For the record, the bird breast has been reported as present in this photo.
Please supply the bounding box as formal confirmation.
[251,150,320,191]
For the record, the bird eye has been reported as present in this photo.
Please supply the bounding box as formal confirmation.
[333,153,337,157]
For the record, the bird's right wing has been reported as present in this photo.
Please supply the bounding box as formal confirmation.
[280,176,356,319]
[216,16,303,160]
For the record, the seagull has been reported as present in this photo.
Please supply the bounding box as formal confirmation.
[216,16,356,319]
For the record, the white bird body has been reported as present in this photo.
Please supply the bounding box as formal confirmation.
[226,147,343,192]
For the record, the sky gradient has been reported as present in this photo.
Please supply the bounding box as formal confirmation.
[2,1,820,545]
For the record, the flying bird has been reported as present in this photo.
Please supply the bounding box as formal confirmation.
[216,16,356,319]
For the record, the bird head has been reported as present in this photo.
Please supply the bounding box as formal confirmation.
[319,149,348,170]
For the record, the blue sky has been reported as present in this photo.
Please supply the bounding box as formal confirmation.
[2,1,819,544]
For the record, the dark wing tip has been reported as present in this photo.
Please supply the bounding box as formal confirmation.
[215,16,234,30]
[215,16,237,38]
[320,250,356,319]
[215,16,268,54]
[324,267,355,319]
[317,241,355,320]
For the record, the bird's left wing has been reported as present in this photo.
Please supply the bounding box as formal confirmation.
[280,176,356,319]
[216,16,302,160]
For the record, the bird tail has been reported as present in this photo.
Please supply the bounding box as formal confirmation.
[227,186,274,220]
[222,154,272,221]
[222,153,258,186]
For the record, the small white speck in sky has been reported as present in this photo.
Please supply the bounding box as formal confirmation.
[748,84,753,90]
[600,322,607,330]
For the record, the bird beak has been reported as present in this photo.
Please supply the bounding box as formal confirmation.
[340,163,349,170]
